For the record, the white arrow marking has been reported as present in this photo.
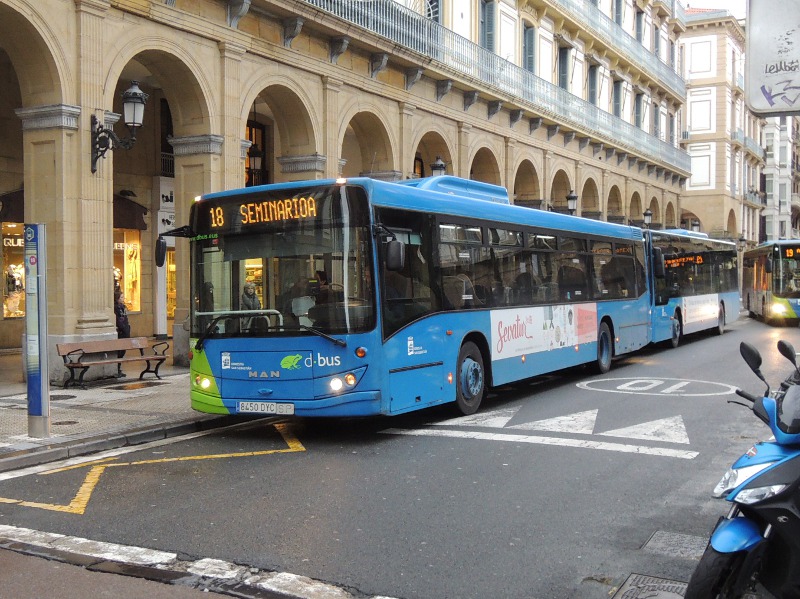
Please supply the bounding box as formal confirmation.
[599,416,690,444]
[508,410,598,434]
[381,428,698,459]
[432,408,516,428]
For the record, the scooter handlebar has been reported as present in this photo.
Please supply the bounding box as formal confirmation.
[735,388,761,403]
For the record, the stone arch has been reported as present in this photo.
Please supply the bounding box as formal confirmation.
[105,37,217,137]
[647,196,660,228]
[412,129,454,178]
[339,109,397,179]
[511,159,541,207]
[665,202,677,228]
[246,82,320,182]
[0,3,69,107]
[607,185,624,223]
[469,146,501,185]
[579,177,601,218]
[550,168,573,212]
[629,191,643,225]
[726,209,737,238]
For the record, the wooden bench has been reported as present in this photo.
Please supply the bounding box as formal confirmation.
[56,337,170,389]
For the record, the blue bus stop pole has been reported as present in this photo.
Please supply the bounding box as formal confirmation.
[24,223,50,438]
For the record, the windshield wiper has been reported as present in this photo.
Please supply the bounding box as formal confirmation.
[195,314,231,351]
[299,324,347,347]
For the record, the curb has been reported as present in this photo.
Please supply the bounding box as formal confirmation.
[0,415,240,474]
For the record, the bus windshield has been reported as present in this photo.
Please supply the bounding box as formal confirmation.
[190,184,375,338]
[773,245,800,299]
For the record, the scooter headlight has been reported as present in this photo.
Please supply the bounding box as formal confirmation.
[713,462,777,498]
[734,484,788,505]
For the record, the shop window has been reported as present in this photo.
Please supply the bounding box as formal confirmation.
[2,223,25,318]
[166,248,176,319]
[114,229,141,312]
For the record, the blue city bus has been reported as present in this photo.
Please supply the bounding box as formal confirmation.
[646,230,739,346]
[742,240,800,325]
[166,176,670,417]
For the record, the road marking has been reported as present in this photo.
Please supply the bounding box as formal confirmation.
[599,416,690,444]
[0,423,304,514]
[432,408,517,428]
[382,428,699,459]
[577,377,736,396]
[509,409,598,434]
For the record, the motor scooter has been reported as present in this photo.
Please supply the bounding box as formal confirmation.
[685,340,800,599]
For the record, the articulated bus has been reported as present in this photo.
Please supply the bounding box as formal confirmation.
[743,240,800,325]
[646,230,739,346]
[160,176,735,418]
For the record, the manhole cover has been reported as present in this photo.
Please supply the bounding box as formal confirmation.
[52,420,79,426]
[612,574,686,598]
[50,394,77,401]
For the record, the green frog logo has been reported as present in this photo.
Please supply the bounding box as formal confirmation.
[280,354,303,370]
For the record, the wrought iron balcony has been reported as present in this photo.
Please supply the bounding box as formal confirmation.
[303,0,689,174]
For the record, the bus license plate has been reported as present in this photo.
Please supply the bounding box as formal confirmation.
[237,401,294,415]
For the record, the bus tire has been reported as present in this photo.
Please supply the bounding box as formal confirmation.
[716,305,725,335]
[595,322,613,374]
[669,313,682,348]
[455,341,485,415]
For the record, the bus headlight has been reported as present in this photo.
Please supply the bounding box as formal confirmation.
[329,377,344,392]
[329,373,358,392]
[772,303,787,315]
[194,375,212,390]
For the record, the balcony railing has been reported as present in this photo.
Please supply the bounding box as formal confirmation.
[303,0,689,174]
[552,0,685,99]
[745,136,766,160]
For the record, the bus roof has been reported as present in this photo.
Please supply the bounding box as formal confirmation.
[200,176,643,242]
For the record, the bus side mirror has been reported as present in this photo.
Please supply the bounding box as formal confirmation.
[653,247,665,278]
[766,258,773,273]
[155,236,167,268]
[385,240,405,272]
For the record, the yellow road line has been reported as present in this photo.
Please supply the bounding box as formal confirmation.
[0,423,305,514]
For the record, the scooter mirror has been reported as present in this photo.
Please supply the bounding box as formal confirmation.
[778,340,798,366]
[740,342,765,382]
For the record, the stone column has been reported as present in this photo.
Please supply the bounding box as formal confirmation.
[457,122,471,179]
[168,134,224,365]
[504,137,516,192]
[399,102,416,178]
[322,77,343,179]
[219,41,248,190]
[15,104,82,384]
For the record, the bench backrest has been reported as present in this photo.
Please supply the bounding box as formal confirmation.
[57,336,150,356]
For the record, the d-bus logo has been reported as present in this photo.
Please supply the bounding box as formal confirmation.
[280,353,342,369]
[577,377,736,397]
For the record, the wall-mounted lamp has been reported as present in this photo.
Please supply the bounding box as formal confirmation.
[738,235,747,251]
[691,219,701,232]
[91,81,149,173]
[643,208,653,228]
[430,156,447,177]
[248,101,263,173]
[566,190,578,215]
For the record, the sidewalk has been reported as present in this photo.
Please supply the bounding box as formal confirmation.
[0,350,230,473]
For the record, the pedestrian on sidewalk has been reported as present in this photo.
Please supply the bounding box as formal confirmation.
[114,291,131,378]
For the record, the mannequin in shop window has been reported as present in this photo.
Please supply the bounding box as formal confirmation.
[114,291,131,378]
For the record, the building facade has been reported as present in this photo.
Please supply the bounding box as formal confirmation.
[762,115,800,240]
[0,0,689,379]
[679,8,765,245]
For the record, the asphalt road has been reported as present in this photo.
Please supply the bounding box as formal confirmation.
[0,316,796,599]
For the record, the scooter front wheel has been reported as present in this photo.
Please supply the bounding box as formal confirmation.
[685,545,747,599]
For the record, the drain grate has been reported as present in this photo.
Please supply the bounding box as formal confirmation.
[50,394,77,401]
[52,420,79,426]
[107,381,165,391]
[642,531,708,560]
[612,574,686,598]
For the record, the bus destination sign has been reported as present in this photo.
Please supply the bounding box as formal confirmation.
[781,246,800,259]
[207,196,319,230]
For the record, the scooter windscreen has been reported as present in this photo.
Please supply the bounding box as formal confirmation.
[778,385,800,436]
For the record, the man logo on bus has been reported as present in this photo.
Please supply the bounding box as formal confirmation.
[280,354,303,370]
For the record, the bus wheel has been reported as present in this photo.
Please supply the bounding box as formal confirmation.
[596,322,613,374]
[670,314,682,349]
[455,341,485,415]
[716,305,725,335]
